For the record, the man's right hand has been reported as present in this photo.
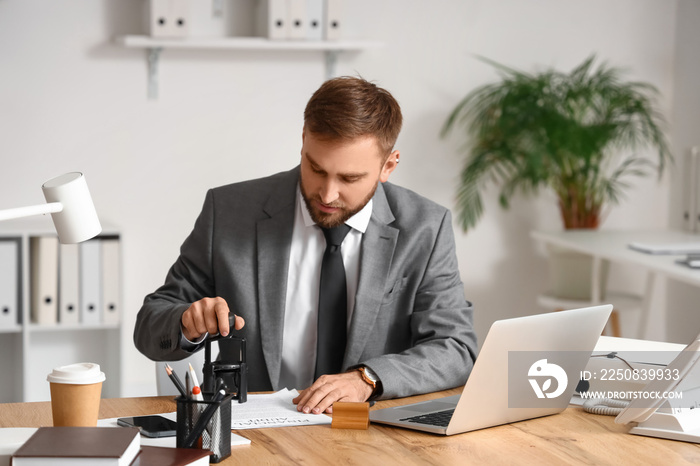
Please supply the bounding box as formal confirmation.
[181,297,245,341]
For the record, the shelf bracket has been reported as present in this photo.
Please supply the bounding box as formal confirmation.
[325,50,339,80]
[147,47,163,100]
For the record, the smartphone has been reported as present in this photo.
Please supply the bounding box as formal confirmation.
[117,415,177,438]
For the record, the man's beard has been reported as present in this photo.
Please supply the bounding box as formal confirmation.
[300,178,377,229]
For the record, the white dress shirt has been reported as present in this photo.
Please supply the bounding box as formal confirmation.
[278,185,372,390]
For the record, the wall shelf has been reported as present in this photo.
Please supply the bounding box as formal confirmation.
[27,322,121,332]
[115,35,383,99]
[0,326,21,334]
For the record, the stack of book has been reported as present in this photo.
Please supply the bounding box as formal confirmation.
[11,426,210,466]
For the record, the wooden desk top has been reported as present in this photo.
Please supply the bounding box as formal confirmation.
[2,389,700,465]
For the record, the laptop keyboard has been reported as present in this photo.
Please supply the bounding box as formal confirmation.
[399,408,455,427]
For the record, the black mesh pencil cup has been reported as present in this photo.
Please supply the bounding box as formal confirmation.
[176,393,233,463]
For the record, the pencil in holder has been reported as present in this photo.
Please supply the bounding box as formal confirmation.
[176,393,233,463]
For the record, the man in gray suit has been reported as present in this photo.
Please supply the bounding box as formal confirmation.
[135,77,477,415]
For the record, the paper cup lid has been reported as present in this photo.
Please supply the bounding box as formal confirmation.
[47,363,106,384]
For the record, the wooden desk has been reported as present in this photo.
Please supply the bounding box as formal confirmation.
[2,389,700,465]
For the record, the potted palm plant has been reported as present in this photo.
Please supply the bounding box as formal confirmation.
[441,55,672,232]
[441,56,672,301]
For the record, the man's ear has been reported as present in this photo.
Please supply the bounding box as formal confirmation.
[379,150,400,183]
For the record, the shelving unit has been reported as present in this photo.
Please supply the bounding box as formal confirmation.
[115,35,383,99]
[0,218,122,402]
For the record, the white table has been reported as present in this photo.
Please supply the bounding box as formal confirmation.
[531,229,700,338]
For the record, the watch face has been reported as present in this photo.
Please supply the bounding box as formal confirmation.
[362,366,378,383]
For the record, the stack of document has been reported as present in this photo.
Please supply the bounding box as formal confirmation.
[628,241,700,255]
[230,388,332,429]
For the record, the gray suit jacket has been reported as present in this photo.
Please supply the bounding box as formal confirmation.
[134,166,477,399]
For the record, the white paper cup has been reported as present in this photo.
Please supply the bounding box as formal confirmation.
[47,363,106,427]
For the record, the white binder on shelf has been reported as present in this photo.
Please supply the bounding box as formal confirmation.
[149,0,190,38]
[79,239,102,325]
[30,236,58,325]
[101,237,121,325]
[323,0,342,40]
[306,0,323,40]
[58,242,80,325]
[256,0,288,40]
[0,238,20,328]
[287,0,307,39]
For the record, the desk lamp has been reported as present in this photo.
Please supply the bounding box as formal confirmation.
[0,172,101,243]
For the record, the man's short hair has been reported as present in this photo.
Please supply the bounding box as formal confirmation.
[304,76,403,156]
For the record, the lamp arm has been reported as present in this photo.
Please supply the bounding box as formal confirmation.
[0,202,64,222]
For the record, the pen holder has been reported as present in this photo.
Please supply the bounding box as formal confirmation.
[176,393,233,463]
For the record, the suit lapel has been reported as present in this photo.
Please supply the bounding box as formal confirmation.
[345,183,398,367]
[257,167,298,390]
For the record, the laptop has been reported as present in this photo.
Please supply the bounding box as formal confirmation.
[370,304,613,435]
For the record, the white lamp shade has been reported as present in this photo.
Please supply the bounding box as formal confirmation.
[42,172,102,243]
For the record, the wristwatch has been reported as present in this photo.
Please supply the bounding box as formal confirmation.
[357,366,379,390]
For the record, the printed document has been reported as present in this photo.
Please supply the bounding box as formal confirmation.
[230,388,332,429]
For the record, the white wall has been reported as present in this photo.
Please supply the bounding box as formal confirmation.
[667,0,700,344]
[0,0,680,397]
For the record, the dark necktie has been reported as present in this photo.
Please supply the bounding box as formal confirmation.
[314,223,352,379]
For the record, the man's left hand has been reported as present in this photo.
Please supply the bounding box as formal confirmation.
[292,371,373,414]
